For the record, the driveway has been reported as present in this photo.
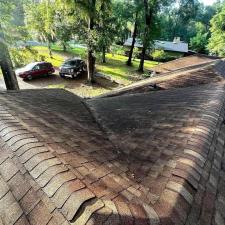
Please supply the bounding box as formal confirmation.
[0,72,119,98]
[0,73,87,90]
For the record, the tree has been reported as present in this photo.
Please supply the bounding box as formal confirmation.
[208,5,225,56]
[127,0,143,66]
[138,0,166,72]
[54,2,74,52]
[65,0,112,83]
[111,0,132,45]
[0,0,19,90]
[190,22,209,53]
[96,0,116,63]
[25,0,56,57]
[127,12,138,66]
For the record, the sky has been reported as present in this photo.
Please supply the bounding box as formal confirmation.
[201,0,217,5]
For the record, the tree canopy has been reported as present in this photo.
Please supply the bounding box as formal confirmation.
[208,4,225,56]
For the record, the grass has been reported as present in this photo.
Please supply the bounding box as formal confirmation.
[47,81,109,98]
[97,54,158,84]
[33,46,65,68]
[34,44,158,85]
[68,85,109,98]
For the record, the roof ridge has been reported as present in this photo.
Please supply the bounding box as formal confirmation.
[152,84,225,224]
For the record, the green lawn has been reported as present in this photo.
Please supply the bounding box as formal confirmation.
[34,45,158,85]
[97,54,158,84]
[33,46,65,68]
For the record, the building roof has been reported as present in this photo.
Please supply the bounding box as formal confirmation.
[154,40,188,53]
[0,60,225,224]
[124,38,143,48]
[151,54,220,74]
[124,38,189,53]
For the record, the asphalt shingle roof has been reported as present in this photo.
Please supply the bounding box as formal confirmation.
[151,54,219,74]
[0,58,225,225]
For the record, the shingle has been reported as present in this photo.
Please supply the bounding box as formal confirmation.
[0,177,9,199]
[0,192,23,225]
[72,199,104,225]
[27,201,52,225]
[20,146,49,164]
[24,152,54,171]
[19,188,40,215]
[43,171,76,197]
[7,172,30,201]
[0,158,19,181]
[52,179,85,208]
[62,188,95,221]
[166,181,193,205]
[30,157,61,179]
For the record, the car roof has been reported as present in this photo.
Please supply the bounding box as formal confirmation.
[28,62,50,66]
[66,58,82,62]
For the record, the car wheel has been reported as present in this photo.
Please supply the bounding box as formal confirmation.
[82,65,87,72]
[27,75,32,81]
[60,73,65,78]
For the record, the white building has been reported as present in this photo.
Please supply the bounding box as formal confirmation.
[124,37,189,53]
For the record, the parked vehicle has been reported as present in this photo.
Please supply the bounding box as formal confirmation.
[59,58,87,78]
[16,62,55,80]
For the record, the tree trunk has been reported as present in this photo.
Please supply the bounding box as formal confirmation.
[138,0,153,72]
[0,25,19,90]
[87,50,95,83]
[102,46,106,63]
[87,15,95,83]
[48,41,52,58]
[63,42,66,52]
[127,12,138,66]
[138,47,146,72]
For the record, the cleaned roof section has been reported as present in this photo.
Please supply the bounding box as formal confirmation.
[0,84,224,224]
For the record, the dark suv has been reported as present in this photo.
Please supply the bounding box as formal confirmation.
[59,58,87,78]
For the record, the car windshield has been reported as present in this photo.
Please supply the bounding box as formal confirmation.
[24,63,37,70]
[63,60,79,66]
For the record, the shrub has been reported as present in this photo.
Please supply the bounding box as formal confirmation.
[110,45,125,56]
[151,49,167,62]
[151,49,183,62]
[10,47,45,68]
[132,47,140,61]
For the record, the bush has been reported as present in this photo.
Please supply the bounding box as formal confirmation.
[151,49,183,62]
[151,49,167,61]
[10,47,45,68]
[132,47,140,61]
[110,45,125,56]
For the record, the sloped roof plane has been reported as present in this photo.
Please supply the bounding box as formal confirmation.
[0,60,225,224]
[0,79,224,224]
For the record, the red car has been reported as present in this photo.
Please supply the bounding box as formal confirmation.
[16,62,55,80]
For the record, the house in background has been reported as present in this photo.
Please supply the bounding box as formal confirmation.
[124,37,189,54]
